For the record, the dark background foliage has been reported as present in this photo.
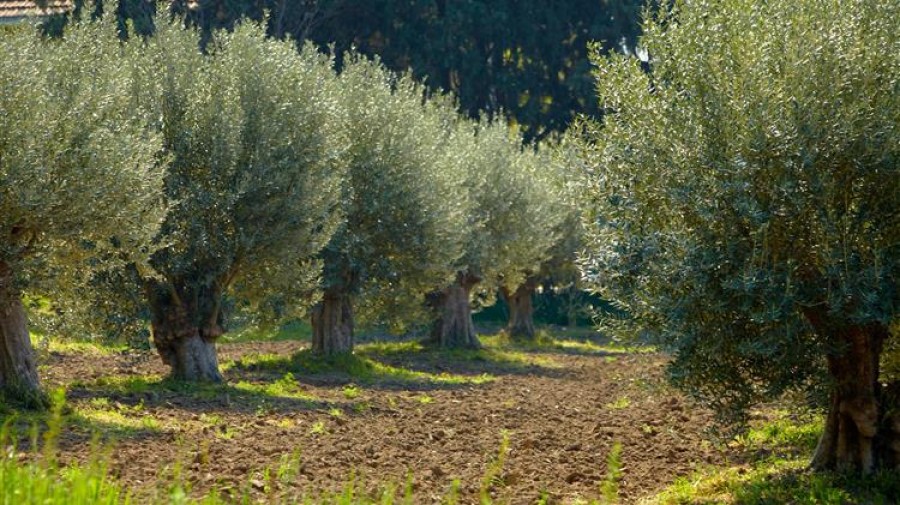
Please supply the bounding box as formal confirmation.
[58,0,644,141]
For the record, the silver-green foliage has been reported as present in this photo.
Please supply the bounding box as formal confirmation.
[323,56,466,317]
[448,119,566,293]
[0,17,165,287]
[131,18,345,313]
[579,0,899,419]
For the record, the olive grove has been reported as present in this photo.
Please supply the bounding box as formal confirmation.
[579,0,899,473]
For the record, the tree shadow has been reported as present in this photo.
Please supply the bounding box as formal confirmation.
[0,402,167,454]
[65,374,334,416]
[353,339,574,380]
[226,348,493,392]
[729,466,900,504]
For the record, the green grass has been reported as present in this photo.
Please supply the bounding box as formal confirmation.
[342,385,361,399]
[72,399,165,436]
[358,337,561,374]
[72,373,326,416]
[232,372,316,400]
[497,331,655,356]
[604,396,631,410]
[230,348,495,387]
[600,442,623,505]
[645,410,900,505]
[33,333,128,356]
[221,321,312,344]
[414,393,434,404]
[0,441,129,505]
[0,390,130,505]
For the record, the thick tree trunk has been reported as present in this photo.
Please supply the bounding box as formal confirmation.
[502,279,536,340]
[429,273,481,349]
[0,260,44,406]
[880,381,900,469]
[146,281,224,382]
[310,290,354,355]
[804,308,897,473]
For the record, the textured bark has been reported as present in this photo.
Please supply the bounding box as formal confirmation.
[310,290,354,355]
[429,273,481,349]
[880,381,900,470]
[805,308,895,473]
[0,260,44,405]
[502,279,536,340]
[147,281,224,382]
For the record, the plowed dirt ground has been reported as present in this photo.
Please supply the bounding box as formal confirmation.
[29,334,727,504]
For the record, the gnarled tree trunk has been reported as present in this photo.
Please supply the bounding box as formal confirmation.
[429,273,481,349]
[310,290,354,355]
[0,260,44,406]
[502,278,537,340]
[805,308,898,473]
[146,281,224,382]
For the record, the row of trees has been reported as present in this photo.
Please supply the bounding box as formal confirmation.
[0,14,578,401]
[8,0,895,480]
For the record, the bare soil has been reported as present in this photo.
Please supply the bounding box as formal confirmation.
[32,338,726,504]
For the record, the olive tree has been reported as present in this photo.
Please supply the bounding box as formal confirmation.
[0,18,165,404]
[130,20,345,380]
[309,57,465,355]
[502,139,586,339]
[579,0,899,472]
[429,121,565,348]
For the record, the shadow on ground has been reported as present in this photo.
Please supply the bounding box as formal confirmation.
[354,339,574,380]
[226,348,497,391]
[65,375,334,416]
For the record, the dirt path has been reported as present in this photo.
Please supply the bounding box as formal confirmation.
[34,339,724,504]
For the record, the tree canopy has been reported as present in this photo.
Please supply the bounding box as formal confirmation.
[428,119,567,347]
[129,17,345,380]
[0,16,165,402]
[579,0,899,472]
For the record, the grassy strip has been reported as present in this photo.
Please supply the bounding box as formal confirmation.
[644,411,900,505]
[228,348,496,386]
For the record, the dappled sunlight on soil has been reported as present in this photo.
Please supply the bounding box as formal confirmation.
[31,337,723,504]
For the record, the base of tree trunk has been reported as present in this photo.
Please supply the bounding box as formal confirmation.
[502,280,536,340]
[804,311,896,473]
[168,333,223,382]
[147,282,225,382]
[0,265,45,407]
[311,292,354,355]
[429,274,480,349]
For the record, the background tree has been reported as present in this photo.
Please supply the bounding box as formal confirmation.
[502,138,586,340]
[0,18,165,404]
[130,18,345,380]
[163,0,647,141]
[429,121,565,348]
[579,0,899,473]
[309,56,465,355]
